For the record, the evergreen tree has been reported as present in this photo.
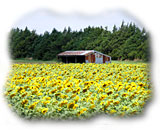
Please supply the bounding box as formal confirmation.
[9,22,150,61]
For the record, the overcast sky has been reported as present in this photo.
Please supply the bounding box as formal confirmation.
[12,9,144,34]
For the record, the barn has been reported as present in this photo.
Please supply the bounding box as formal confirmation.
[57,50,111,63]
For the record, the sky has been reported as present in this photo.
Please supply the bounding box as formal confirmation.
[12,9,144,34]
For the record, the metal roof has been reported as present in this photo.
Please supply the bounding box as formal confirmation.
[57,50,111,57]
[57,50,94,56]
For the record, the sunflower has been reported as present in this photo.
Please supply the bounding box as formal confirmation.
[57,76,62,80]
[59,100,68,107]
[105,88,109,93]
[16,87,24,92]
[122,106,129,111]
[122,93,128,97]
[102,82,108,88]
[73,104,78,109]
[43,101,51,106]
[45,97,51,100]
[82,87,88,93]
[106,90,113,95]
[110,109,117,114]
[21,92,28,97]
[71,94,77,98]
[99,94,107,101]
[98,88,104,93]
[65,88,72,93]
[90,104,96,109]
[74,96,79,102]
[67,102,75,109]
[37,92,43,96]
[113,100,120,105]
[41,108,48,114]
[28,102,37,109]
[76,87,81,93]
[21,99,28,105]
[118,86,123,91]
[104,101,110,108]
[49,89,57,94]
[77,108,87,116]
[10,93,16,98]
[65,82,73,88]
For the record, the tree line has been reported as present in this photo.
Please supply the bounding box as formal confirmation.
[9,21,150,61]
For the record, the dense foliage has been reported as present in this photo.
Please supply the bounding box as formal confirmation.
[5,63,151,119]
[9,22,150,61]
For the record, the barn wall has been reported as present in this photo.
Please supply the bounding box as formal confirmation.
[85,54,95,63]
[105,56,111,63]
[103,55,105,63]
[91,54,95,63]
[57,51,112,64]
[88,54,92,63]
[106,57,110,61]
[85,56,89,63]
[86,52,110,63]
[95,52,103,63]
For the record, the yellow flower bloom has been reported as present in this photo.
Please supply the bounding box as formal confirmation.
[114,93,119,98]
[65,88,72,93]
[90,104,96,109]
[43,101,51,105]
[45,97,51,100]
[49,89,57,94]
[73,104,78,109]
[118,86,123,91]
[102,82,108,88]
[58,108,61,111]
[82,87,88,93]
[99,94,107,101]
[105,88,109,92]
[113,100,120,105]
[10,93,16,98]
[21,99,28,105]
[71,94,76,98]
[98,88,104,93]
[37,92,43,96]
[59,100,68,107]
[67,102,75,109]
[57,76,62,80]
[74,96,79,102]
[131,82,137,87]
[110,109,117,114]
[122,106,129,111]
[65,82,73,88]
[41,108,48,114]
[122,93,128,97]
[28,102,37,109]
[76,87,81,92]
[106,90,113,95]
[104,101,110,108]
[21,92,28,97]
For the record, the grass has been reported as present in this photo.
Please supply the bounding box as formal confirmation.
[111,60,148,64]
[11,59,148,64]
[11,58,59,64]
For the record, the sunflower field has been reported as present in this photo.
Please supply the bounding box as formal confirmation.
[4,63,151,119]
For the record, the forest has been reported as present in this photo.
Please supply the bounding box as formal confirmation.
[9,21,150,61]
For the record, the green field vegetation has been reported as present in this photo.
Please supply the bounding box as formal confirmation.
[111,60,148,64]
[11,58,59,64]
[11,59,148,64]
